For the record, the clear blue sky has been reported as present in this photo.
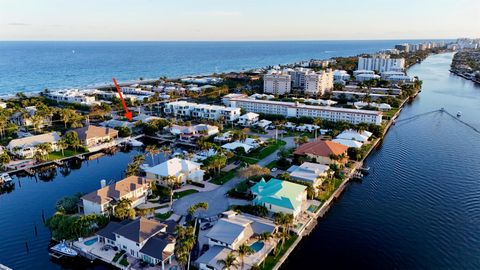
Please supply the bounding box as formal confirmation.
[1,0,478,41]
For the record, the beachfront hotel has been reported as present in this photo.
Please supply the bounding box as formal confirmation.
[163,101,241,121]
[223,94,383,125]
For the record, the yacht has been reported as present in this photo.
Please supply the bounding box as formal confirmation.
[50,241,78,257]
[0,173,12,183]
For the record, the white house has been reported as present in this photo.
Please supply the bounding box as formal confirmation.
[332,138,363,148]
[96,217,175,270]
[213,131,233,143]
[145,158,204,186]
[81,176,152,215]
[254,119,273,130]
[221,138,264,153]
[237,112,259,126]
[197,211,277,270]
[7,132,61,158]
[336,129,372,143]
[288,162,329,187]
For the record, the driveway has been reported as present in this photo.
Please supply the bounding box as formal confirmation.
[171,136,297,217]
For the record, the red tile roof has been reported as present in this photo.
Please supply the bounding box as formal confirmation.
[294,140,349,157]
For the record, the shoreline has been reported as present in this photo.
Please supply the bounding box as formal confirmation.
[270,57,423,270]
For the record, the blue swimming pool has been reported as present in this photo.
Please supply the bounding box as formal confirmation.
[250,241,264,252]
[84,238,98,246]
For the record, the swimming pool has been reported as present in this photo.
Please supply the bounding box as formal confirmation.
[307,204,319,212]
[250,241,264,252]
[84,238,98,246]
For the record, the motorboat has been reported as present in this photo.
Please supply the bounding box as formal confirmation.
[50,241,78,257]
[0,173,12,183]
[457,111,462,117]
[127,138,144,147]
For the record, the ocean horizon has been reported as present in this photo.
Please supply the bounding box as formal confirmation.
[0,39,449,94]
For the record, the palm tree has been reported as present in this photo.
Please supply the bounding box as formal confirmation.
[145,145,160,165]
[159,145,172,160]
[217,252,239,270]
[163,175,179,207]
[237,243,254,269]
[57,139,68,156]
[175,225,196,270]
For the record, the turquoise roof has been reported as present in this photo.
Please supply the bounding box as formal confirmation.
[251,178,306,210]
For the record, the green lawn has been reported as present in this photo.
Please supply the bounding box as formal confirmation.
[210,170,237,185]
[173,189,198,199]
[266,160,277,169]
[155,211,172,221]
[246,140,286,160]
[48,148,84,160]
[47,149,84,161]
[261,234,298,270]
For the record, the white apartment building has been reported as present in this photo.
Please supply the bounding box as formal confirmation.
[304,70,334,95]
[263,71,292,95]
[225,96,382,125]
[44,89,97,105]
[163,101,241,121]
[288,67,310,88]
[358,54,405,72]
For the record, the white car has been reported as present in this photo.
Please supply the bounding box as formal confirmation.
[271,167,278,172]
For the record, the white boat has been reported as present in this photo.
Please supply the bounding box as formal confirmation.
[127,138,144,147]
[0,173,12,183]
[50,241,78,257]
[457,111,462,117]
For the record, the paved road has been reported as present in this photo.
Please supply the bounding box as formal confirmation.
[171,136,296,217]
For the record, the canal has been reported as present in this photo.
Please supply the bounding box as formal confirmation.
[282,53,480,269]
[0,145,169,270]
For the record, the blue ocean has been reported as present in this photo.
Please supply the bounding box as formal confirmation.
[0,40,444,94]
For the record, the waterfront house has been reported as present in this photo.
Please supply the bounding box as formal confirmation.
[288,162,329,187]
[332,138,363,149]
[237,112,260,126]
[6,132,61,158]
[144,158,204,186]
[335,129,372,143]
[73,125,118,148]
[251,178,307,218]
[294,140,348,165]
[95,217,175,270]
[197,211,277,270]
[81,176,152,215]
[167,124,219,141]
